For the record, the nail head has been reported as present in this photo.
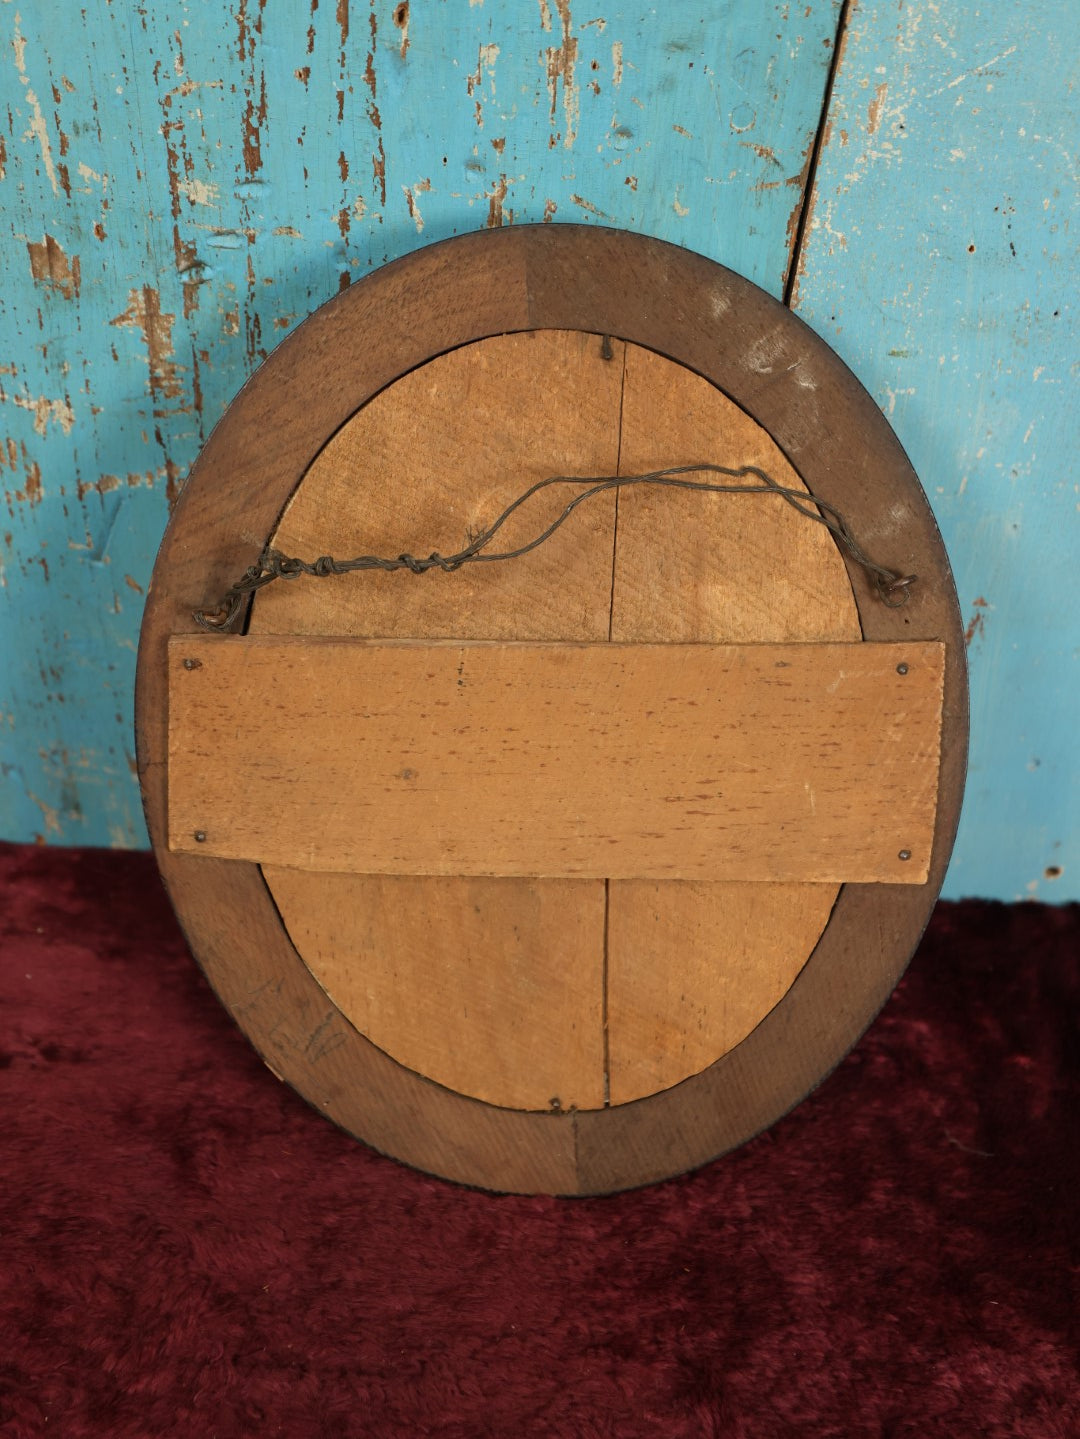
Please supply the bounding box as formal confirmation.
[896,662,909,675]
[898,849,911,862]
[194,830,207,843]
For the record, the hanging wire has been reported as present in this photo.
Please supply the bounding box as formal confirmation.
[192,463,917,632]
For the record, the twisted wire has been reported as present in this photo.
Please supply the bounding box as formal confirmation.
[193,463,917,632]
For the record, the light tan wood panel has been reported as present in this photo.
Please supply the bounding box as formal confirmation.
[248,331,622,1112]
[611,346,866,646]
[262,871,606,1111]
[606,882,840,1105]
[168,635,943,882]
[607,344,865,1103]
[251,329,624,642]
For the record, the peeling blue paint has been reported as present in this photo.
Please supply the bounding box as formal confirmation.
[2,1,840,849]
[792,1,1078,900]
[4,1,1073,902]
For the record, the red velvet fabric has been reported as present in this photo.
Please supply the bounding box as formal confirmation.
[1,840,1077,1437]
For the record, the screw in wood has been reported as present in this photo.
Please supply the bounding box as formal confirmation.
[194,830,207,843]
[898,849,911,861]
[896,662,909,675]
[183,657,202,671]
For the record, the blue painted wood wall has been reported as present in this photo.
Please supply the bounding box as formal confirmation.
[2,1,1076,901]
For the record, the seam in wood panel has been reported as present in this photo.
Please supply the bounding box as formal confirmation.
[600,339,627,1109]
[606,339,628,643]
[602,877,612,1107]
[782,0,854,307]
[570,1107,582,1195]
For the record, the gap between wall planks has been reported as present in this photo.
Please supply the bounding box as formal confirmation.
[782,0,853,305]
[231,330,890,1112]
[3,0,844,855]
[169,635,944,885]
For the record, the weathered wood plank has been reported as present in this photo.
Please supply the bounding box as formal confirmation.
[791,0,1078,899]
[1,2,842,848]
[168,635,944,883]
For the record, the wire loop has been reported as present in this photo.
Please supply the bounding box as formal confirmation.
[192,463,918,632]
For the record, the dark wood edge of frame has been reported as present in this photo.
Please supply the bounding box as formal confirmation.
[136,224,968,1195]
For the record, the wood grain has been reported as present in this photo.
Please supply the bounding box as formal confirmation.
[136,227,968,1191]
[245,331,887,1114]
[606,882,840,1104]
[169,635,944,883]
[250,330,624,642]
[138,232,592,1194]
[612,346,865,646]
[606,342,867,1100]
[262,870,605,1112]
[517,227,966,1191]
[250,330,621,1118]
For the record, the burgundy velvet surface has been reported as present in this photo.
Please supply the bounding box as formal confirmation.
[1,841,1077,1438]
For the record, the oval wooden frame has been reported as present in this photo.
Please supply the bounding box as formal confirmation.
[136,225,967,1195]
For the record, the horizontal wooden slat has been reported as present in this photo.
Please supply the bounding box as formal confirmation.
[168,636,943,882]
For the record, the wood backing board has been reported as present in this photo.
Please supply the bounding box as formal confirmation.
[248,329,875,1111]
[248,329,625,642]
[168,635,944,884]
[136,226,968,1193]
[611,344,863,646]
[249,328,619,1116]
[261,870,606,1112]
[606,880,839,1105]
[606,340,864,1101]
